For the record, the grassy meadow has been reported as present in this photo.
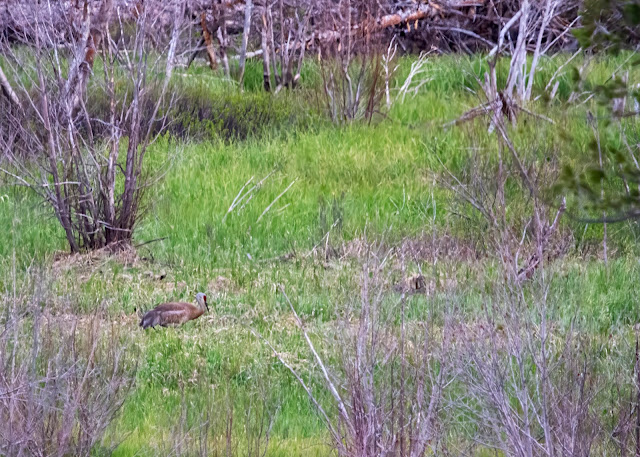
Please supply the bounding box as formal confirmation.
[1,52,640,455]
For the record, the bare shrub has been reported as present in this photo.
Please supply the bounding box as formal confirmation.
[257,250,454,456]
[437,133,568,282]
[438,104,637,456]
[314,0,391,123]
[0,265,136,456]
[0,0,185,252]
[450,268,639,456]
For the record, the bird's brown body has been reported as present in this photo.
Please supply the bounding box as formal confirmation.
[140,293,208,329]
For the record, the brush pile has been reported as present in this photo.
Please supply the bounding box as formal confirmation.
[0,0,589,55]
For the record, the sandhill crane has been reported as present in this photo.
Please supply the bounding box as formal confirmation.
[139,292,209,329]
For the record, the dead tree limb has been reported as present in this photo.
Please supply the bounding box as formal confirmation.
[238,0,253,87]
[260,11,271,91]
[0,64,22,111]
[186,37,205,69]
[201,12,218,70]
[64,0,114,118]
[216,0,231,78]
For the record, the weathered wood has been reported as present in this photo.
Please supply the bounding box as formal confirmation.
[237,0,253,87]
[0,63,22,110]
[186,37,205,68]
[261,11,271,91]
[0,0,586,64]
[63,0,113,117]
[201,12,218,70]
[215,0,231,78]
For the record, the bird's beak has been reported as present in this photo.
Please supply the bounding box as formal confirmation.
[205,297,209,312]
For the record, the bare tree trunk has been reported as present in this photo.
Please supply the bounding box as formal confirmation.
[39,73,79,252]
[216,0,230,78]
[217,28,230,78]
[286,11,308,89]
[187,37,205,69]
[505,0,530,102]
[268,6,279,87]
[293,25,307,88]
[117,9,145,241]
[525,0,557,101]
[64,0,113,118]
[261,11,271,91]
[238,0,253,87]
[99,23,119,244]
[278,0,285,83]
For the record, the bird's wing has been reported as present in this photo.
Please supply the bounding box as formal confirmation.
[150,302,193,313]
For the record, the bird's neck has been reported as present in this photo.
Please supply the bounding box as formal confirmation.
[191,303,204,316]
[192,304,205,316]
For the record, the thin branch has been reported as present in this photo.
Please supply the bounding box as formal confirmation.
[250,328,346,452]
[278,286,355,436]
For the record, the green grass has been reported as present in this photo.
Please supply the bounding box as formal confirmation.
[1,51,640,455]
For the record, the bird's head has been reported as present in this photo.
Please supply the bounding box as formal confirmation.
[195,292,209,312]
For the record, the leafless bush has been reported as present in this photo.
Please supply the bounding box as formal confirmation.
[487,0,576,104]
[257,251,454,457]
[437,127,568,283]
[450,266,639,457]
[0,0,185,252]
[0,265,136,456]
[313,0,391,123]
[438,106,636,455]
